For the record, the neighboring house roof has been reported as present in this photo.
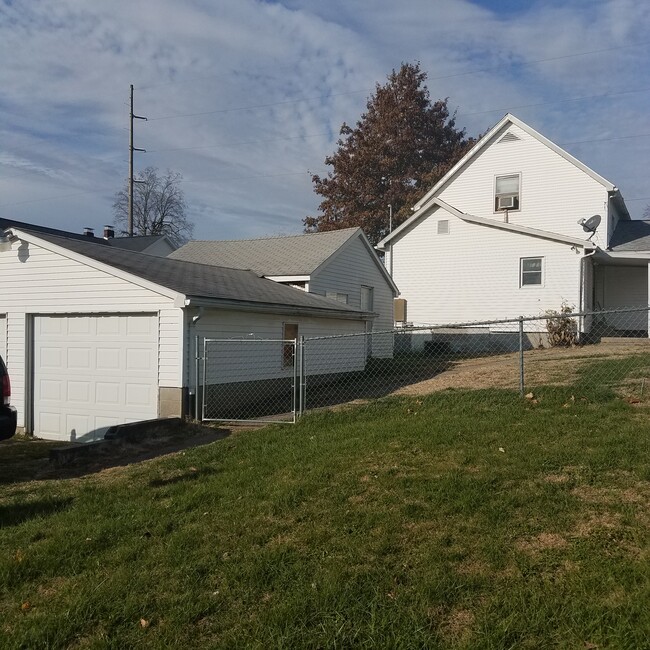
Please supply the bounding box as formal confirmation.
[109,234,174,252]
[170,228,361,275]
[609,220,650,252]
[0,217,176,253]
[378,113,629,249]
[2,224,371,319]
[170,227,399,294]
[377,198,596,250]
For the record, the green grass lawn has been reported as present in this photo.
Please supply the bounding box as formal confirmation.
[1,388,649,648]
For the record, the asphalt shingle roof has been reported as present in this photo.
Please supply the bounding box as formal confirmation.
[5,224,366,317]
[609,220,650,252]
[169,228,361,275]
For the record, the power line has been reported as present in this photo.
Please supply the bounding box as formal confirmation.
[0,170,324,208]
[146,132,331,154]
[457,87,650,119]
[146,41,650,122]
[138,39,650,98]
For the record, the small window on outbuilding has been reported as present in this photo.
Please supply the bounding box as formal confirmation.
[326,291,349,304]
[520,257,543,286]
[360,286,374,312]
[437,220,449,235]
[495,174,520,211]
[283,323,298,367]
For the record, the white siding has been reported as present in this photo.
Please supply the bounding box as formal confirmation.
[193,309,367,383]
[436,124,611,248]
[309,235,394,361]
[0,239,183,429]
[391,206,582,326]
[0,314,6,359]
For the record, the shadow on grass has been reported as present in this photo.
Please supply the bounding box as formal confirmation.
[0,496,74,529]
[0,426,230,485]
[305,357,452,410]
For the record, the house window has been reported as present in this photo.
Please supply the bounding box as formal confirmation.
[360,286,374,312]
[437,220,449,235]
[520,257,543,286]
[326,291,348,304]
[495,174,520,211]
[283,323,298,367]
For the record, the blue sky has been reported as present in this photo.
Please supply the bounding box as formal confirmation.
[1,0,649,240]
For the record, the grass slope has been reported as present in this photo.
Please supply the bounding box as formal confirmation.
[1,389,649,648]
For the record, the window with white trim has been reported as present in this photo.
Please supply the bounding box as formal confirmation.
[437,219,449,234]
[520,257,543,286]
[495,174,520,211]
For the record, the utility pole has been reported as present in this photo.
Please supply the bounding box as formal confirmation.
[129,84,147,237]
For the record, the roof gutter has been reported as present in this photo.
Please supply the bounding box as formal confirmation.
[182,296,374,320]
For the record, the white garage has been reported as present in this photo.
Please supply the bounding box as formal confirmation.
[0,219,373,442]
[33,314,159,441]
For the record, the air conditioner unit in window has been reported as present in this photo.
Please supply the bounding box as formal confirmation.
[497,195,516,210]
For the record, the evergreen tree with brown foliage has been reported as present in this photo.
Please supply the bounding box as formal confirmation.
[304,63,474,244]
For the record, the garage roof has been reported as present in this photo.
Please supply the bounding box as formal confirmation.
[4,225,370,319]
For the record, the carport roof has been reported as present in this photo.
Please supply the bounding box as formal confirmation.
[608,220,650,252]
[5,226,369,318]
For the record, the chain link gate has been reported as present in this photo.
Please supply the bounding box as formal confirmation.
[201,338,299,424]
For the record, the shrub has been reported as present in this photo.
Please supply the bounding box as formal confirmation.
[545,302,578,347]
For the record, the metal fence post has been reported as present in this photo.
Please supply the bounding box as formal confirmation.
[518,316,525,396]
[298,335,305,416]
[194,335,200,421]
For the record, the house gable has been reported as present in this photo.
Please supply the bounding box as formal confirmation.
[309,232,397,333]
[380,114,623,251]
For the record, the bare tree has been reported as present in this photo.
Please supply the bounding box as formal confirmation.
[113,167,194,244]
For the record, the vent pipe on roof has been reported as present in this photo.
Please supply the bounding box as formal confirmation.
[83,227,94,237]
[103,225,115,239]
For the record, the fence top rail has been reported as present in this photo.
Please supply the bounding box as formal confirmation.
[301,306,650,342]
[203,338,297,344]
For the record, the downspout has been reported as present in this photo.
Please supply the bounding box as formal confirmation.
[191,307,204,421]
[579,248,597,336]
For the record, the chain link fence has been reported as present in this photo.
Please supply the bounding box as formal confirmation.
[201,338,298,423]
[198,307,650,422]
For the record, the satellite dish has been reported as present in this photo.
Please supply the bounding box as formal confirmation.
[577,214,601,233]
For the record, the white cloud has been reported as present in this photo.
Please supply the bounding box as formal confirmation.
[0,0,649,239]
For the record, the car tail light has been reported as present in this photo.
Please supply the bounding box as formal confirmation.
[2,373,10,405]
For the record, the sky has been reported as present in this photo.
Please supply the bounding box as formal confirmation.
[1,0,649,240]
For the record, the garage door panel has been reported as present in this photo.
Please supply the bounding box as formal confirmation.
[68,348,91,370]
[125,382,154,407]
[97,348,121,370]
[34,314,158,442]
[67,380,90,403]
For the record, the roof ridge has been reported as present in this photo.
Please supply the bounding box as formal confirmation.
[185,227,360,245]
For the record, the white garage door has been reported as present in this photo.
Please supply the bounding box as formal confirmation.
[33,314,158,442]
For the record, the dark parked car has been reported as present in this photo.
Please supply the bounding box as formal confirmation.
[0,354,17,440]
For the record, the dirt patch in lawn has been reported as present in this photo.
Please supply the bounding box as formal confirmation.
[394,340,650,396]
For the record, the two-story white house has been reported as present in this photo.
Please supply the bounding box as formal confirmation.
[377,113,649,334]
